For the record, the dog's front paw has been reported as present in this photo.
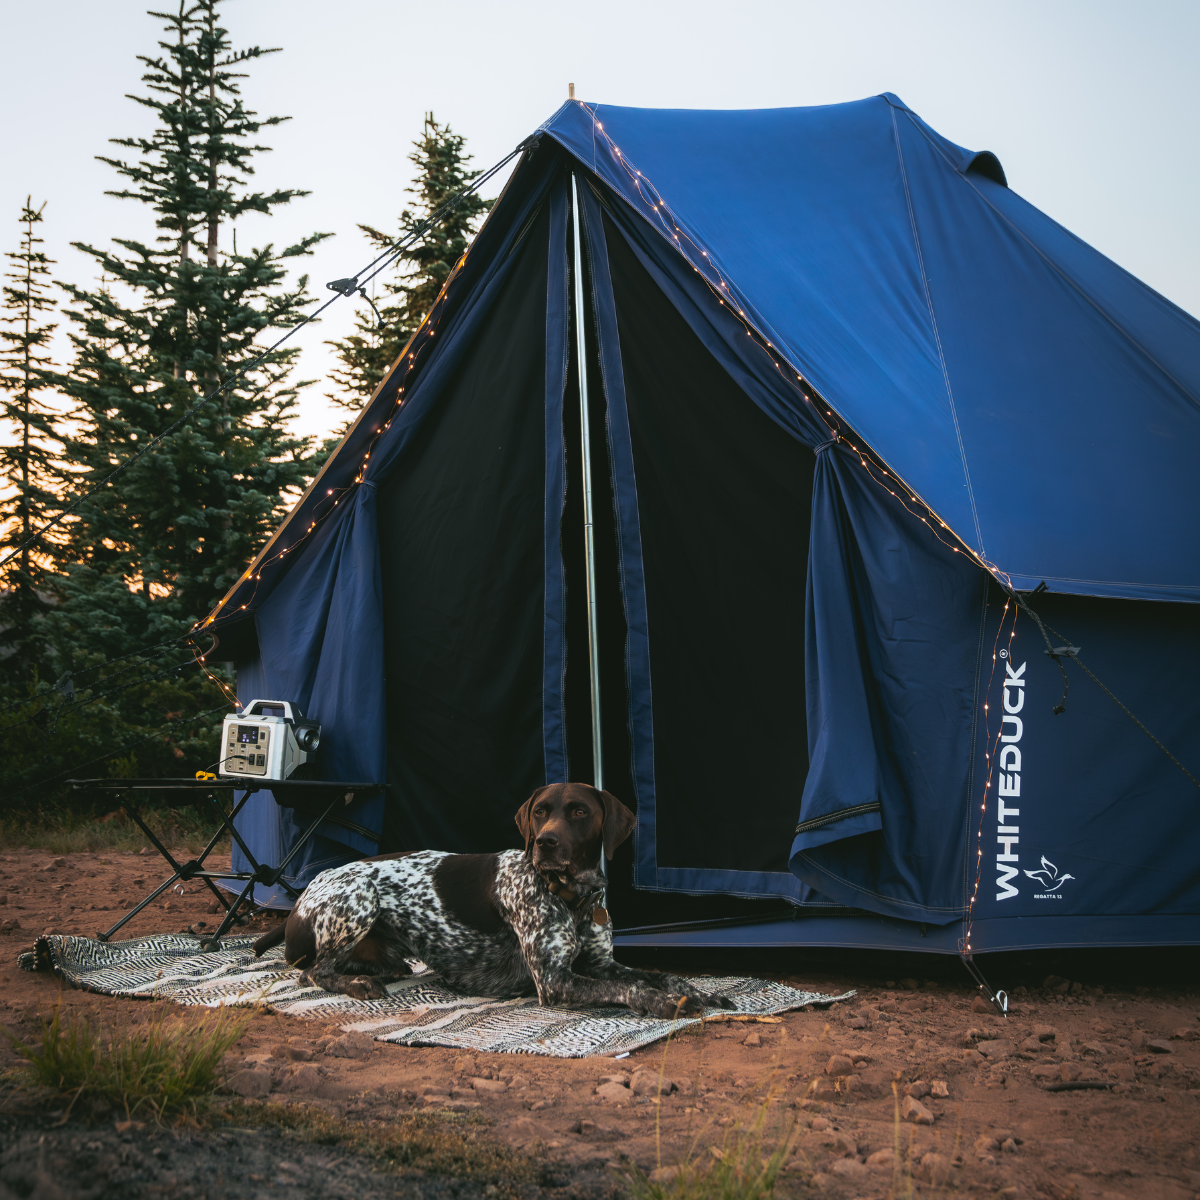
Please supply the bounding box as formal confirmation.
[632,989,705,1019]
[691,990,737,1011]
[339,974,389,1000]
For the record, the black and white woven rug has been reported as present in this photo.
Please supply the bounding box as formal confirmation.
[18,934,854,1058]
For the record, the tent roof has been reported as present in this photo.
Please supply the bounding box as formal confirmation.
[542,95,1200,602]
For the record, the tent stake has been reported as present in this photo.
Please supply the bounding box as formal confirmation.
[570,173,605,806]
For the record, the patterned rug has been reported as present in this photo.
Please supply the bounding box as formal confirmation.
[18,933,854,1058]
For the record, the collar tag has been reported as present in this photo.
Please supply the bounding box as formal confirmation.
[592,905,610,926]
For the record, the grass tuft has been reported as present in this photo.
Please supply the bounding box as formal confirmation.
[631,1095,795,1200]
[0,804,229,855]
[4,1003,247,1122]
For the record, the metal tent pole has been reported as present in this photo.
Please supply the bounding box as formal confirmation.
[570,172,605,800]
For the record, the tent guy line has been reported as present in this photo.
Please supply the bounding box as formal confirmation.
[1011,590,1200,793]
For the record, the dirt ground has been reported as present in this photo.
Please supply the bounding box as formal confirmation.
[2,848,1199,1200]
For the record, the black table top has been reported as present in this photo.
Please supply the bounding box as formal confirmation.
[68,777,383,793]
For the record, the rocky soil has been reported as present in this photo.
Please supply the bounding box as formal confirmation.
[2,848,1199,1199]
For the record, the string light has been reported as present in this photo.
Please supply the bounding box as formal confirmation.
[960,599,1020,955]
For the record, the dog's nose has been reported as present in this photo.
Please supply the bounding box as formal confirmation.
[535,831,559,848]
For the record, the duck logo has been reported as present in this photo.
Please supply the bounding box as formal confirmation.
[1024,856,1075,899]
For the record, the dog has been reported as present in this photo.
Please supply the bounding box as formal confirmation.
[252,782,736,1018]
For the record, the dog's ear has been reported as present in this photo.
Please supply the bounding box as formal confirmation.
[598,790,636,861]
[515,787,547,855]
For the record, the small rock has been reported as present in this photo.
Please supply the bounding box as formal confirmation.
[139,846,155,856]
[975,1134,1000,1156]
[1146,1039,1174,1054]
[472,1077,508,1094]
[1021,1036,1042,1052]
[830,1159,869,1181]
[918,1151,952,1184]
[802,1130,857,1158]
[971,995,992,1014]
[847,1017,868,1030]
[1033,1025,1057,1042]
[507,1117,542,1146]
[595,1081,631,1103]
[1030,1064,1059,1080]
[630,1070,675,1096]
[900,977,918,990]
[976,1039,1016,1059]
[1107,1062,1136,1081]
[279,1045,313,1062]
[900,1095,934,1125]
[0,894,7,906]
[962,1049,984,1065]
[903,1080,930,1099]
[1001,1137,1018,1154]
[207,901,221,914]
[326,1032,375,1059]
[225,1068,272,1098]
[282,1064,321,1093]
[743,1031,762,1048]
[825,1054,855,1077]
[866,1149,894,1173]
[930,1079,950,1098]
[810,1116,831,1132]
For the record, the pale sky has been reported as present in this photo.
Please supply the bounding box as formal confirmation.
[3,0,1198,444]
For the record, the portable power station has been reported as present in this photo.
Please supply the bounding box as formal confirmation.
[218,699,321,782]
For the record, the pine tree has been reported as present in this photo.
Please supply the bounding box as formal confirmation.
[327,114,490,417]
[0,198,62,669]
[54,0,329,653]
[0,0,331,800]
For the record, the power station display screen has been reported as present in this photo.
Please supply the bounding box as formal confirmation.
[237,725,259,743]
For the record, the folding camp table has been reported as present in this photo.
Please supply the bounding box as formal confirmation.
[67,777,383,950]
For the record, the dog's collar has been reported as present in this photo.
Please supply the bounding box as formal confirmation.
[544,875,606,921]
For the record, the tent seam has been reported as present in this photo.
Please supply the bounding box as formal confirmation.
[902,111,1200,417]
[890,105,987,558]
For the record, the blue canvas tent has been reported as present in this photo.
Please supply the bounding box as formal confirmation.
[203,95,1200,955]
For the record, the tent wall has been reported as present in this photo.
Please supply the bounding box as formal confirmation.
[967,586,1200,929]
[375,205,551,852]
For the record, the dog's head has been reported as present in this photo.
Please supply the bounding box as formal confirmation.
[514,783,635,889]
